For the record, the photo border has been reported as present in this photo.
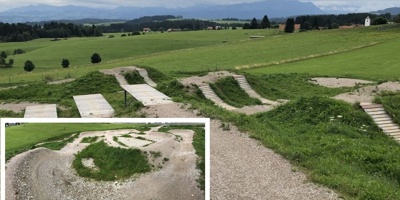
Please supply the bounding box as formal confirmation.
[1,117,210,200]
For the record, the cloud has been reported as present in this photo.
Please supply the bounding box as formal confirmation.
[301,0,400,12]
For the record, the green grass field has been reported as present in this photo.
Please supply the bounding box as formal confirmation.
[2,23,400,199]
[2,25,399,84]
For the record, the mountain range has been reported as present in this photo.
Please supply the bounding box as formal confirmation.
[0,1,326,23]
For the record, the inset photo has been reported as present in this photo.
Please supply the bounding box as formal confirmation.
[1,118,210,200]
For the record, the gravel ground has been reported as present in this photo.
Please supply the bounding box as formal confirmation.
[141,102,340,200]
[333,81,400,104]
[310,77,373,88]
[0,102,41,112]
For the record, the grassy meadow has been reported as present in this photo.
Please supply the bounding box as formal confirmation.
[2,22,400,199]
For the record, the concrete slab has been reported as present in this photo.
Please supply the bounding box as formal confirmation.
[73,94,114,118]
[121,84,172,106]
[24,104,57,118]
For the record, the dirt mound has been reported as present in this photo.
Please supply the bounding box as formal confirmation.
[310,77,373,88]
[179,71,237,86]
[334,81,400,104]
[0,102,41,112]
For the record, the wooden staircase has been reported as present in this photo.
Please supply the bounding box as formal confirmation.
[360,103,400,142]
[198,84,236,110]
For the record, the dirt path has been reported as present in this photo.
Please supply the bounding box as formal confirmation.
[140,103,339,200]
[6,128,203,200]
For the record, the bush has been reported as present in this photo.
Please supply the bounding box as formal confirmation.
[24,60,35,72]
[372,17,388,25]
[13,49,25,55]
[61,58,70,68]
[90,53,101,64]
[132,31,141,36]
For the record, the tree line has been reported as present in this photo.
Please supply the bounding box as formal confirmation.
[101,16,219,32]
[0,22,102,42]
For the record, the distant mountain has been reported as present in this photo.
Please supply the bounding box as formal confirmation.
[371,7,400,15]
[0,1,326,23]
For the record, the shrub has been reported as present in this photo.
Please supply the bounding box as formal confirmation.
[24,60,35,72]
[13,49,25,55]
[90,53,101,64]
[61,58,70,68]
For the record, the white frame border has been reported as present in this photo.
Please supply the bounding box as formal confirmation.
[1,118,210,200]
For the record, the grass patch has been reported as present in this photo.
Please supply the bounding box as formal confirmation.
[113,136,128,147]
[376,92,400,125]
[124,70,146,84]
[73,141,151,181]
[209,76,262,108]
[0,71,121,117]
[0,109,23,117]
[35,133,79,150]
[120,133,132,138]
[244,73,352,101]
[253,97,400,199]
[81,136,99,143]
[149,151,162,158]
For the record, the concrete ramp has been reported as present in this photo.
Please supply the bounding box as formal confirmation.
[73,94,114,118]
[24,104,57,118]
[137,69,157,87]
[121,84,172,106]
[198,84,236,110]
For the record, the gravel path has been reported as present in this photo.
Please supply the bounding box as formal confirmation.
[140,103,339,200]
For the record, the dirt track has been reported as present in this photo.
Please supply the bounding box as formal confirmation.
[6,127,203,200]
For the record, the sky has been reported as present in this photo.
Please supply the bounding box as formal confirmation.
[0,0,399,13]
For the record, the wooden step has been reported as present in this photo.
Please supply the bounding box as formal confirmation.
[361,104,384,109]
[364,108,385,112]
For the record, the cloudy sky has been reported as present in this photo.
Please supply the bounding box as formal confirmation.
[0,0,399,12]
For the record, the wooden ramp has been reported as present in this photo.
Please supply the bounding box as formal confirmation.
[198,84,236,110]
[233,75,279,106]
[360,103,400,142]
[24,104,57,118]
[73,94,114,118]
[121,84,172,106]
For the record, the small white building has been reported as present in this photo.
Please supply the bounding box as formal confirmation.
[365,16,371,27]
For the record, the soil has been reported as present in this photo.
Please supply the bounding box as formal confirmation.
[6,127,203,200]
[0,102,41,112]
[311,78,400,104]
[310,77,373,88]
[140,102,339,200]
[179,71,237,86]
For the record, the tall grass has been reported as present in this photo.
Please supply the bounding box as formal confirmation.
[376,92,400,125]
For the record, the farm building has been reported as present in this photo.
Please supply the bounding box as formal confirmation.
[143,28,152,32]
